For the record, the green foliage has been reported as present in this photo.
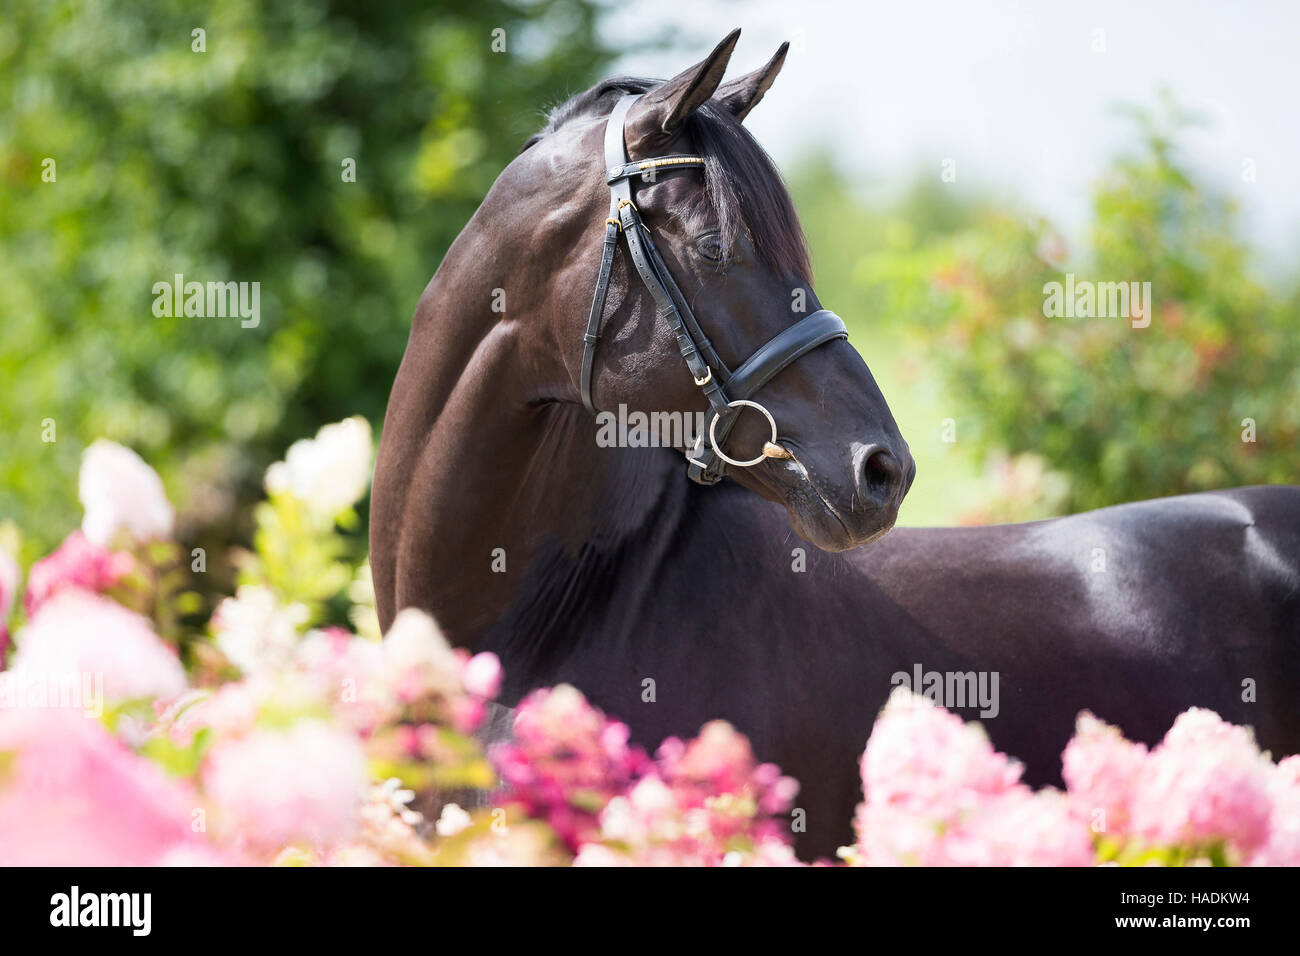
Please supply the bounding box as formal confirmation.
[1,0,617,556]
[850,104,1300,517]
[370,723,496,793]
[235,492,355,625]
[108,538,204,645]
[138,724,212,779]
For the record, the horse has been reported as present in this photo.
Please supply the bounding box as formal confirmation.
[370,29,1300,859]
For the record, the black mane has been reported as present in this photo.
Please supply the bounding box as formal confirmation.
[522,77,811,282]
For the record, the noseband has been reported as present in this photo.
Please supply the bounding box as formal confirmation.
[580,93,849,486]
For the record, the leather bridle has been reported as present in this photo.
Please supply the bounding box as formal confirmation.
[580,93,849,485]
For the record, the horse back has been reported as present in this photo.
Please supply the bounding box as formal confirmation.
[858,485,1300,777]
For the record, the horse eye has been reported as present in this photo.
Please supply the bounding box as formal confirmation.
[696,235,728,262]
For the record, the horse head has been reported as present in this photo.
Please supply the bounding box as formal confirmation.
[507,29,914,550]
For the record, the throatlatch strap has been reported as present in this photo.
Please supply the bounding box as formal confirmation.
[580,222,621,415]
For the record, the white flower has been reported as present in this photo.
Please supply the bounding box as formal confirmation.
[376,777,418,815]
[264,461,290,496]
[435,802,472,837]
[265,416,373,520]
[79,440,174,547]
[382,608,460,696]
[212,585,310,677]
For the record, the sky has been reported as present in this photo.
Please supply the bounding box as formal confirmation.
[603,0,1300,273]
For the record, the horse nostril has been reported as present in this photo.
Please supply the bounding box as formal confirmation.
[862,448,903,508]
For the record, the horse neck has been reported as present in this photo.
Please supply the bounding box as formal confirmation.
[371,261,689,654]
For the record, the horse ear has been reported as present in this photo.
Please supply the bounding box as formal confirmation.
[716,42,789,122]
[625,29,740,152]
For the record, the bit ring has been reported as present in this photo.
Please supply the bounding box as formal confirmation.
[708,399,780,468]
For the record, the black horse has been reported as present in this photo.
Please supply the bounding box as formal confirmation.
[371,30,1300,859]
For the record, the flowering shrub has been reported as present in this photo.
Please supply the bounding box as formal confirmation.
[846,690,1299,867]
[492,688,800,865]
[0,420,1296,866]
[848,687,1094,867]
[858,109,1300,519]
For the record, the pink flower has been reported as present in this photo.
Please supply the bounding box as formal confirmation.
[1162,707,1258,751]
[572,843,638,867]
[170,672,343,744]
[577,774,720,866]
[654,720,800,850]
[944,790,1095,867]
[491,685,652,849]
[168,682,262,744]
[853,690,1090,867]
[461,652,502,699]
[505,700,802,865]
[295,627,383,682]
[853,803,949,866]
[860,688,1022,822]
[79,440,174,547]
[156,844,240,866]
[1129,709,1272,858]
[659,719,758,795]
[202,720,367,853]
[1061,712,1148,835]
[0,704,204,865]
[449,695,487,734]
[576,751,803,867]
[293,627,387,728]
[23,531,133,618]
[754,761,802,814]
[10,589,187,703]
[1252,755,1300,866]
[746,839,805,867]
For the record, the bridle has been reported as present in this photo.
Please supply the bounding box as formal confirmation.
[580,93,850,486]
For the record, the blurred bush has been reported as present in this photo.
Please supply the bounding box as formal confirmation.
[1,0,617,562]
[838,102,1300,518]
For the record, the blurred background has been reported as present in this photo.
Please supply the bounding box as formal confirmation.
[4,0,1299,586]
